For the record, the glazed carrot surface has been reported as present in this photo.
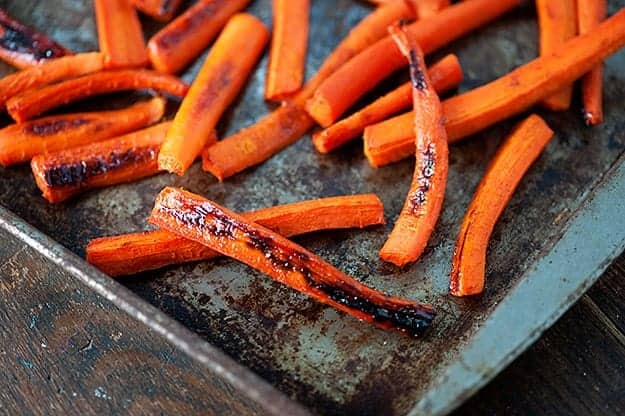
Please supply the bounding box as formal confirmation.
[158,13,268,176]
[87,194,385,276]
[6,69,187,123]
[450,115,554,297]
[0,97,165,167]
[31,122,171,203]
[148,0,251,74]
[149,187,435,336]
[132,0,183,22]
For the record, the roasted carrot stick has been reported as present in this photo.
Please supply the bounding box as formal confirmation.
[306,0,522,127]
[149,187,436,335]
[0,97,165,167]
[0,9,71,69]
[158,13,268,176]
[94,0,147,68]
[147,0,251,74]
[450,115,554,297]
[131,0,183,22]
[31,122,171,203]
[414,0,451,19]
[536,0,577,111]
[363,8,625,167]
[265,0,310,101]
[6,70,187,123]
[578,0,606,125]
[313,53,462,154]
[87,194,385,276]
[0,52,104,108]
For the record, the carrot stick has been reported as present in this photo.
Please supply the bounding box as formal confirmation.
[158,13,268,176]
[147,0,252,74]
[265,0,310,101]
[131,0,183,22]
[87,194,385,276]
[0,97,165,167]
[414,0,451,19]
[0,52,104,108]
[450,115,554,297]
[305,0,522,127]
[94,0,148,68]
[31,122,171,203]
[364,8,625,167]
[0,9,72,69]
[149,187,436,336]
[6,69,187,123]
[578,0,607,125]
[312,53,462,154]
[536,0,577,111]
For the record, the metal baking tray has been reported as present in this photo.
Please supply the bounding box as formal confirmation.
[1,1,625,415]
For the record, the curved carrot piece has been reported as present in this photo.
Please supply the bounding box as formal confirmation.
[0,97,165,167]
[149,187,436,336]
[131,0,183,22]
[6,70,187,123]
[147,0,252,74]
[31,122,171,203]
[305,0,521,127]
[0,9,71,69]
[312,53,462,154]
[87,194,385,276]
[414,0,451,19]
[450,115,554,297]
[578,0,606,126]
[158,13,268,176]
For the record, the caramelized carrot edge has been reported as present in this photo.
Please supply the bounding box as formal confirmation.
[132,0,183,22]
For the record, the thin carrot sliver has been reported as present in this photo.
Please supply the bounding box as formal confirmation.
[131,0,183,22]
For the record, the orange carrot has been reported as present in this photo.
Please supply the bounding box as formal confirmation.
[265,0,310,101]
[414,0,451,19]
[31,122,171,203]
[131,0,183,22]
[6,69,187,123]
[147,0,252,74]
[312,53,462,154]
[578,0,606,125]
[87,194,385,276]
[158,13,268,176]
[450,115,554,296]
[0,9,71,69]
[0,97,165,167]
[363,8,625,167]
[149,187,436,336]
[536,0,577,111]
[305,0,522,127]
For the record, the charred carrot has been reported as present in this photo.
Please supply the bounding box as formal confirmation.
[6,70,187,123]
[364,8,625,167]
[149,187,436,335]
[265,0,310,101]
[313,53,462,154]
[578,0,606,125]
[94,0,148,68]
[536,0,577,111]
[414,0,451,19]
[31,122,171,203]
[306,0,521,127]
[131,0,183,22]
[450,115,554,296]
[158,13,268,176]
[0,9,71,69]
[87,194,385,276]
[0,97,165,167]
[147,0,251,74]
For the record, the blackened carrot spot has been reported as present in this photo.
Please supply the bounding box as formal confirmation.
[409,50,427,91]
[410,143,436,213]
[25,118,91,136]
[156,0,227,49]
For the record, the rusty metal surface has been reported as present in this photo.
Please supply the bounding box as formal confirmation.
[1,1,625,415]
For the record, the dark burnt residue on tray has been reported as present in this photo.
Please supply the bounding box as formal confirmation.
[25,118,92,136]
[0,10,69,62]
[156,0,227,49]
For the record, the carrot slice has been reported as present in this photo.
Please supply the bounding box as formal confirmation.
[87,194,385,276]
[147,0,252,74]
[158,13,268,176]
[31,122,171,203]
[578,0,607,125]
[536,0,577,111]
[305,0,521,127]
[0,97,165,167]
[414,0,451,19]
[450,115,554,297]
[131,0,183,22]
[312,53,462,154]
[364,8,625,167]
[6,69,187,123]
[149,187,436,336]
[0,9,71,69]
